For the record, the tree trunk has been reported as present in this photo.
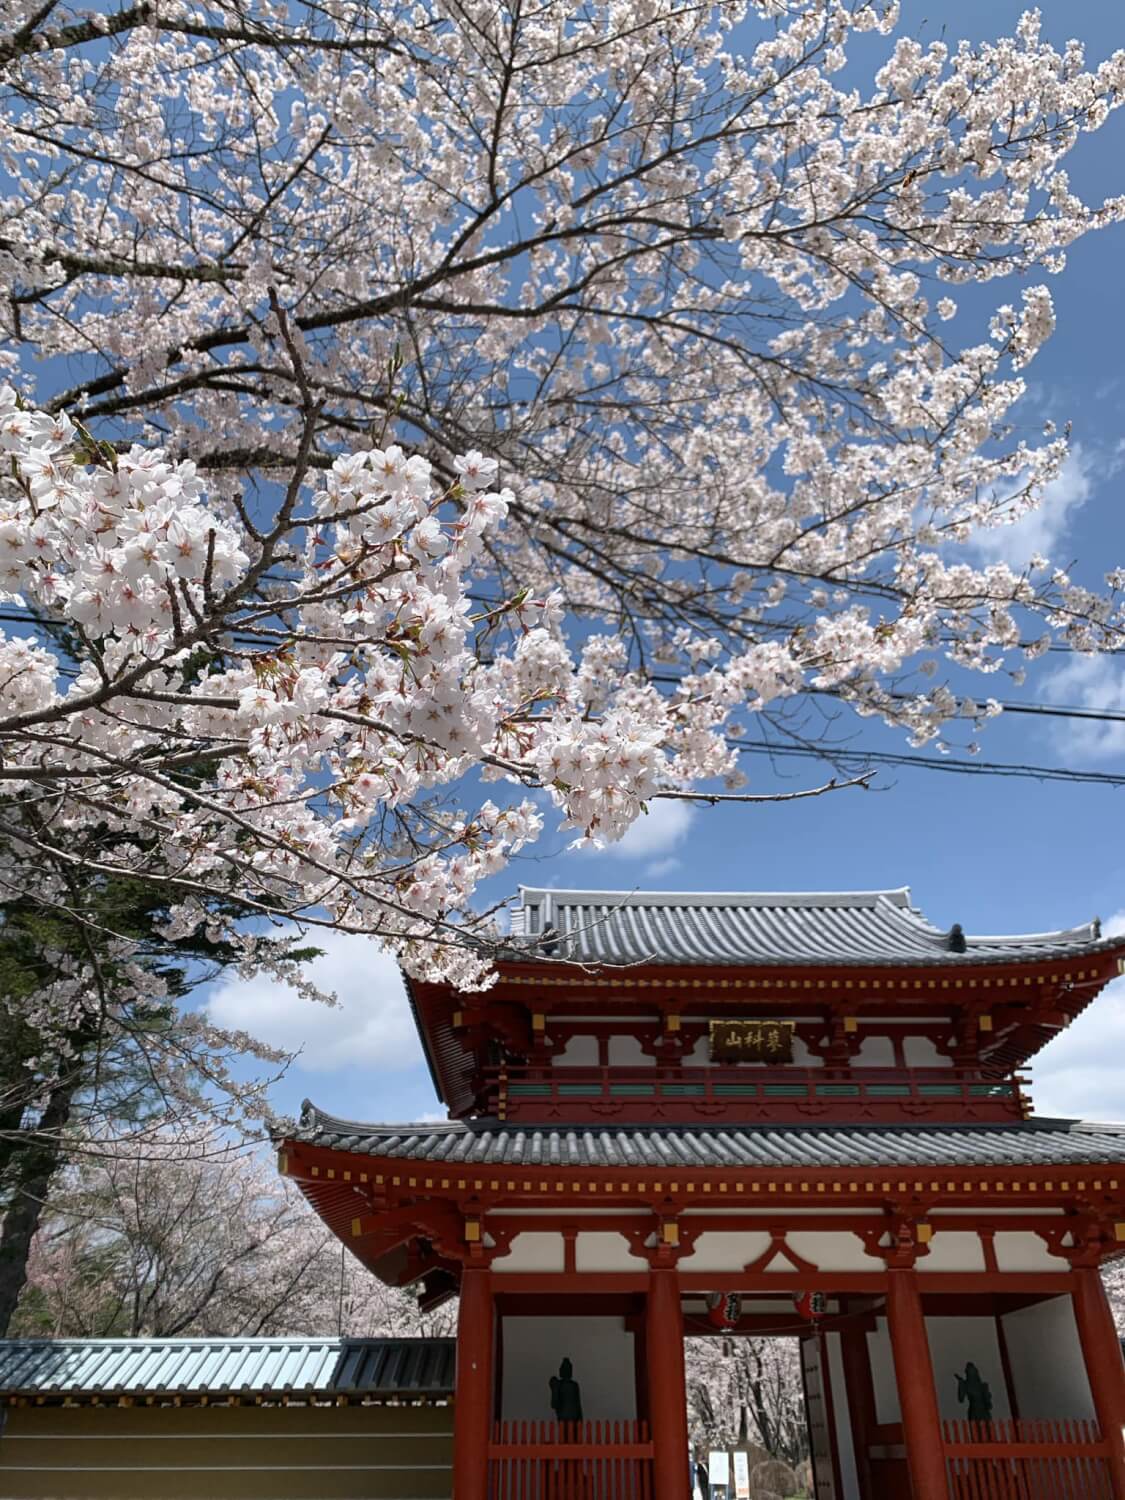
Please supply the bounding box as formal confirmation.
[0,1074,77,1334]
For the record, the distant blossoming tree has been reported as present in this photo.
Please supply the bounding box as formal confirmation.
[12,1129,454,1338]
[0,0,1123,1008]
[686,1334,809,1466]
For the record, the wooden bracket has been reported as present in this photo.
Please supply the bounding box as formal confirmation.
[743,1229,819,1275]
[856,1213,932,1268]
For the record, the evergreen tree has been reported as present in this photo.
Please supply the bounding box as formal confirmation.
[0,846,313,1333]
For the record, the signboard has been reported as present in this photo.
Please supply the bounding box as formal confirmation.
[708,1451,730,1492]
[800,1337,838,1500]
[709,1018,795,1064]
[732,1451,750,1500]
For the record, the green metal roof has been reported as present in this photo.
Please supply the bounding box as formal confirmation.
[0,1337,454,1400]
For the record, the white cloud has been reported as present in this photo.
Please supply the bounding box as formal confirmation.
[582,799,696,861]
[645,855,682,878]
[1039,654,1125,762]
[971,447,1092,568]
[206,930,421,1072]
[1034,910,1125,1122]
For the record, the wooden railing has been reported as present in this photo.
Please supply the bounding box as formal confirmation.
[943,1417,1112,1498]
[484,1064,1027,1123]
[488,1420,654,1500]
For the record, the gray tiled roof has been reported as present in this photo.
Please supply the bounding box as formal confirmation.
[290,1105,1125,1171]
[0,1337,454,1398]
[510,887,1109,967]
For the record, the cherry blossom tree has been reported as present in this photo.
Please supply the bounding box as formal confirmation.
[12,1129,451,1338]
[686,1334,809,1466]
[0,0,1123,1005]
[1102,1258,1125,1336]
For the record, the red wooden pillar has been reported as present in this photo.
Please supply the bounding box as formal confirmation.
[646,1269,690,1500]
[454,1268,494,1500]
[885,1269,947,1500]
[1072,1267,1125,1500]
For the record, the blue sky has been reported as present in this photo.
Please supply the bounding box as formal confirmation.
[200,1,1125,1130]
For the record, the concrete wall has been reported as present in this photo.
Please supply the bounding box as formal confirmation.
[500,1315,636,1423]
[0,1402,452,1500]
[1001,1294,1095,1420]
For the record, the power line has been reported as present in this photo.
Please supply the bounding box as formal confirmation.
[2,610,1123,760]
[969,699,1125,725]
[733,739,1125,788]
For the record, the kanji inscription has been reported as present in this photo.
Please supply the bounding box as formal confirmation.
[709,1019,795,1064]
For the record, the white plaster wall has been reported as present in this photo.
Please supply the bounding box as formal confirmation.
[492,1232,566,1273]
[679,1231,771,1272]
[575,1232,647,1272]
[902,1035,949,1067]
[851,1036,895,1067]
[685,1037,712,1066]
[868,1316,1011,1422]
[678,1229,886,1274]
[1001,1296,1094,1419]
[774,1232,879,1272]
[916,1232,986,1273]
[825,1332,860,1500]
[993,1231,1069,1272]
[791,1036,823,1067]
[868,1320,899,1426]
[491,1208,645,1218]
[681,1209,879,1218]
[556,1035,599,1066]
[925,1317,1011,1421]
[607,1035,651,1066]
[501,1317,636,1422]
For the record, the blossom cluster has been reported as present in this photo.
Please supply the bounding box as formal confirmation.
[0,396,737,991]
[0,0,1123,1016]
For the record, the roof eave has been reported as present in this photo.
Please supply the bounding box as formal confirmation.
[400,968,449,1108]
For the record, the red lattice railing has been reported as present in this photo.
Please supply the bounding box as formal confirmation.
[943,1417,1113,1498]
[483,1064,1026,1123]
[488,1420,654,1500]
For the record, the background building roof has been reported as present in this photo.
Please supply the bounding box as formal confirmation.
[290,1106,1125,1171]
[0,1337,454,1401]
[510,887,1109,967]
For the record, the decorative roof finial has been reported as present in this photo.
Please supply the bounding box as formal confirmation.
[948,923,967,954]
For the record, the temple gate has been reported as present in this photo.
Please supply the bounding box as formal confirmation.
[280,886,1125,1500]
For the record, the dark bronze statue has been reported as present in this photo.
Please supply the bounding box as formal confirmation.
[955,1362,993,1423]
[549,1357,583,1423]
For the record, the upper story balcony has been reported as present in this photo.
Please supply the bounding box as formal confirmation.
[479,1064,1028,1124]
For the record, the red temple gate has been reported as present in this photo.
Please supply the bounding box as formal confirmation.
[280,885,1125,1500]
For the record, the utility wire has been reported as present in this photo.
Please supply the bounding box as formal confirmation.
[733,740,1125,788]
[2,611,1123,784]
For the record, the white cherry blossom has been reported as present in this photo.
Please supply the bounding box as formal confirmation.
[0,0,1120,1015]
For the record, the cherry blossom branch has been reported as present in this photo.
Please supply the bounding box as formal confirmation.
[650,775,874,806]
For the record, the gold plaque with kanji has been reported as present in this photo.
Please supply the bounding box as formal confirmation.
[709,1019,795,1064]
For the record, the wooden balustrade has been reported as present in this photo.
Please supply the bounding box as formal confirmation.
[488,1416,1111,1500]
[942,1416,1113,1498]
[483,1064,1027,1123]
[488,1420,654,1500]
